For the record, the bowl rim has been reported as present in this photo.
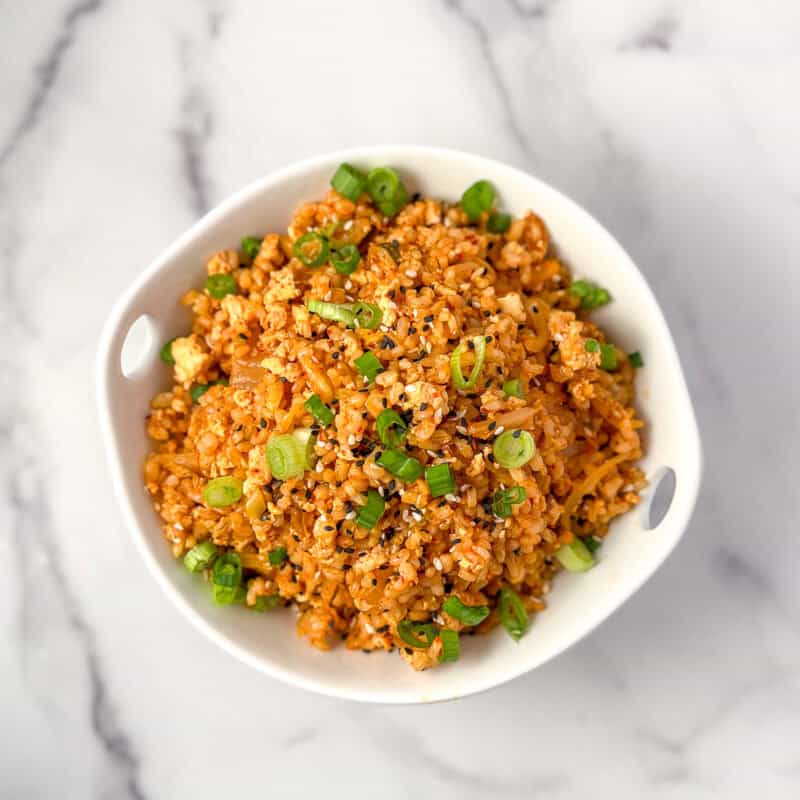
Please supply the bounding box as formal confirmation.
[96,145,702,703]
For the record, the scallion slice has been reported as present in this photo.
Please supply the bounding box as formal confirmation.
[183,540,218,572]
[629,351,644,368]
[493,429,536,469]
[331,163,367,201]
[253,594,282,611]
[212,552,242,588]
[377,449,423,483]
[442,596,489,626]
[486,211,511,233]
[307,299,356,327]
[397,620,437,649]
[205,273,238,299]
[555,539,595,572]
[293,231,330,268]
[438,629,460,662]
[450,336,487,390]
[491,485,527,518]
[599,343,617,371]
[268,546,287,566]
[304,394,335,426]
[582,536,602,555]
[425,463,454,498]
[353,302,383,330]
[241,236,262,260]
[569,280,611,310]
[203,476,243,508]
[366,167,410,216]
[356,489,385,529]
[267,430,315,481]
[498,587,528,641]
[160,338,177,365]
[585,338,600,353]
[331,244,361,275]
[461,180,495,221]
[502,378,524,399]
[353,351,383,383]
[376,409,408,447]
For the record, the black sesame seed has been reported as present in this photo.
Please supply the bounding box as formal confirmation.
[423,315,434,323]
[419,403,428,412]
[238,333,248,340]
[488,421,497,431]
[259,418,267,428]
[332,351,340,360]
[512,429,521,438]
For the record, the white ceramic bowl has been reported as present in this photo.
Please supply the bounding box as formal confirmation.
[97,146,701,703]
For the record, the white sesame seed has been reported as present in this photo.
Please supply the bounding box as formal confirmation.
[494,426,505,436]
[364,623,375,634]
[343,220,353,230]
[173,522,183,531]
[347,434,356,446]
[426,450,437,458]
[345,511,356,520]
[425,342,432,353]
[412,512,423,522]
[378,487,385,497]
[345,280,353,290]
[444,493,460,503]
[433,557,443,571]
[456,426,467,435]
[405,269,417,278]
[315,460,324,472]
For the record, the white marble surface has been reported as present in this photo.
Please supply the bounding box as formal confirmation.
[2,0,799,796]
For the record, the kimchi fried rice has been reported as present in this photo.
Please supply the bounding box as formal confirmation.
[143,164,646,670]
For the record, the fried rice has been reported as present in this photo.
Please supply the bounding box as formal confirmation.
[143,167,645,670]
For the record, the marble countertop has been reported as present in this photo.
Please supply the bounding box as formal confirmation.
[3,1,799,797]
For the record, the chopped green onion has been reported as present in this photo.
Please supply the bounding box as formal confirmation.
[502,378,524,399]
[378,240,400,262]
[304,394,335,426]
[582,536,602,555]
[585,338,600,353]
[628,351,644,368]
[253,594,282,611]
[190,383,210,403]
[293,231,330,268]
[353,302,383,330]
[268,546,287,566]
[397,620,437,649]
[461,180,495,221]
[425,463,455,498]
[442,596,489,626]
[331,244,361,275]
[366,167,410,216]
[491,486,528,518]
[555,539,595,572]
[569,280,611,310]
[213,583,246,605]
[599,343,617,371]
[376,409,408,447]
[493,429,536,469]
[203,476,243,508]
[212,552,242,588]
[356,489,385,529]
[205,273,238,299]
[353,351,383,382]
[377,449,423,483]
[183,540,218,572]
[267,430,315,480]
[450,335,487,390]
[307,299,357,328]
[438,629,460,662]
[331,163,367,201]
[241,236,262,260]
[487,211,511,233]
[160,338,176,365]
[498,587,528,641]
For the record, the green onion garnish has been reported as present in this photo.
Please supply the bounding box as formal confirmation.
[555,539,595,572]
[356,489,385,529]
[378,240,401,263]
[442,596,489,626]
[502,378,524,399]
[160,338,177,365]
[353,302,383,330]
[628,351,644,368]
[183,540,218,572]
[461,180,495,221]
[450,335,487,390]
[190,383,209,403]
[268,546,287,566]
[331,163,367,201]
[241,236,262,260]
[307,299,356,328]
[213,583,246,605]
[212,552,242,588]
[425,463,455,498]
[293,231,330,268]
[585,338,600,353]
[493,429,536,469]
[397,620,437,649]
[205,273,238,299]
[266,430,315,480]
[376,409,408,447]
[203,476,243,508]
[377,449,423,483]
[366,166,410,216]
[253,594,282,611]
[491,486,527,518]
[438,629,460,662]
[486,211,511,233]
[304,394,335,426]
[331,244,361,275]
[599,343,617,371]
[353,351,383,383]
[569,280,611,310]
[498,587,527,641]
[582,536,601,555]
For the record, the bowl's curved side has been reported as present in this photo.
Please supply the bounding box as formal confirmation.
[96,146,702,703]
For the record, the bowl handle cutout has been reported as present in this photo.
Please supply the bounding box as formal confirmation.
[120,314,159,379]
[640,466,676,530]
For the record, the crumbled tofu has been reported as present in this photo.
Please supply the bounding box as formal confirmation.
[171,334,212,383]
[497,292,526,322]
[548,310,599,371]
